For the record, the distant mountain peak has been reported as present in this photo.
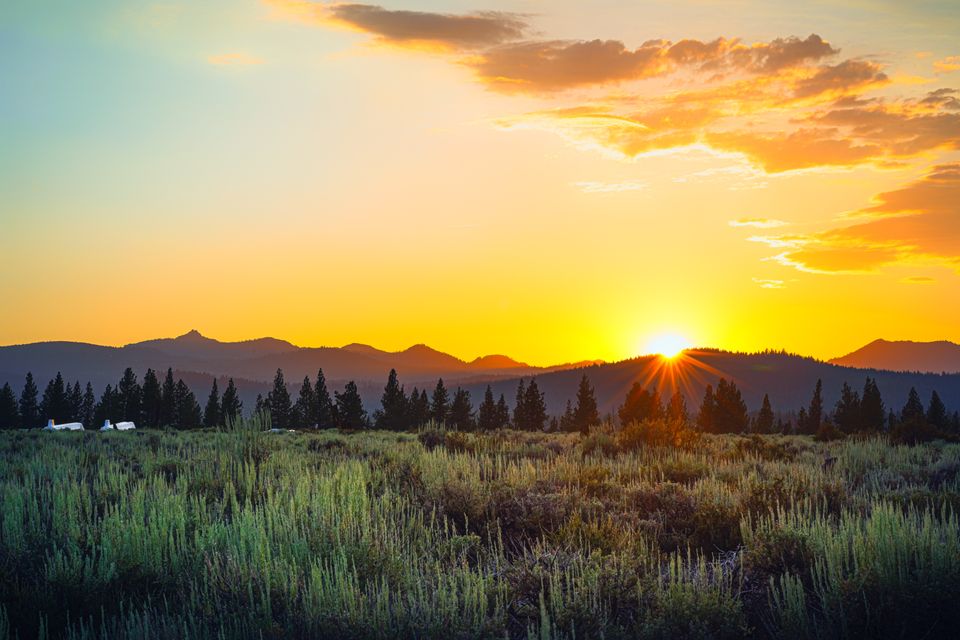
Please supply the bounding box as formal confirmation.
[830,338,960,373]
[176,329,210,341]
[470,354,527,369]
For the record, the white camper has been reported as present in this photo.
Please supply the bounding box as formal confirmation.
[100,420,114,431]
[43,419,84,431]
[115,421,136,431]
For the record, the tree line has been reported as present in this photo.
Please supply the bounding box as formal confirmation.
[0,369,242,430]
[2,366,957,437]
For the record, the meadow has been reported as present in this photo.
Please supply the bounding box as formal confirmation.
[1,418,959,639]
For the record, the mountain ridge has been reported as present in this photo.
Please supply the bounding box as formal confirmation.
[830,339,960,373]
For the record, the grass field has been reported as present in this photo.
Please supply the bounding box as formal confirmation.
[2,419,959,639]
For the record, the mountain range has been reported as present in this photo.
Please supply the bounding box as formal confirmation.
[1,332,958,418]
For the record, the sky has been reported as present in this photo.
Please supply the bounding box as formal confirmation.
[1,0,958,365]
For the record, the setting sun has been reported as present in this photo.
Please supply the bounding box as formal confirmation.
[645,333,692,359]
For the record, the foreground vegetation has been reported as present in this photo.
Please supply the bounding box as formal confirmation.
[2,419,959,639]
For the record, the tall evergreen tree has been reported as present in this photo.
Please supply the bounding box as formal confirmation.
[926,390,948,430]
[94,384,118,426]
[117,367,142,422]
[203,378,221,428]
[141,369,162,428]
[82,382,96,427]
[406,387,430,428]
[805,379,824,435]
[267,368,292,429]
[160,368,177,427]
[315,369,335,429]
[714,378,748,433]
[67,381,84,423]
[0,383,19,429]
[174,379,202,429]
[796,407,808,434]
[696,384,715,432]
[513,379,528,430]
[833,382,861,433]
[430,378,449,424]
[860,377,885,431]
[254,394,266,416]
[559,399,575,432]
[572,374,599,435]
[220,378,243,425]
[619,383,662,425]
[40,372,70,423]
[666,391,689,425]
[495,393,510,429]
[335,381,367,429]
[375,369,408,431]
[477,386,499,432]
[294,376,317,427]
[524,379,547,432]
[755,394,774,434]
[19,372,40,428]
[449,388,474,431]
[900,387,925,425]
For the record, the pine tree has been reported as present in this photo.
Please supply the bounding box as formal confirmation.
[430,378,449,424]
[666,391,688,425]
[141,369,162,428]
[714,378,748,433]
[860,378,885,431]
[220,378,243,425]
[254,394,265,416]
[476,386,498,431]
[559,399,575,432]
[203,378,221,428]
[335,381,367,429]
[82,382,96,427]
[524,379,547,432]
[900,387,925,425]
[117,367,142,422]
[19,372,40,428]
[833,382,861,433]
[449,388,474,431]
[926,390,948,430]
[572,374,599,435]
[375,369,408,431]
[495,393,510,429]
[174,379,202,429]
[160,368,177,427]
[619,383,662,425]
[94,385,118,426]
[696,385,715,432]
[67,381,83,423]
[513,379,528,430]
[0,383,19,429]
[315,369,335,429]
[796,407,808,434]
[755,394,774,434]
[40,372,70,423]
[805,379,824,435]
[265,369,292,429]
[406,387,430,428]
[294,376,317,428]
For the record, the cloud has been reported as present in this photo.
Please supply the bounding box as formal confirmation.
[470,34,838,94]
[329,4,527,49]
[749,164,960,274]
[752,277,786,289]
[207,52,264,66]
[901,276,935,283]
[573,180,647,193]
[729,218,788,228]
[264,1,526,50]
[707,129,883,172]
[792,60,888,98]
[935,56,960,72]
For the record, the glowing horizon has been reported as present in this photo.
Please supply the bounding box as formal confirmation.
[2,1,958,366]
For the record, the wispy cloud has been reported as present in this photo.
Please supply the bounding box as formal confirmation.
[752,277,786,289]
[207,52,264,66]
[573,180,647,194]
[729,218,788,229]
[934,56,960,72]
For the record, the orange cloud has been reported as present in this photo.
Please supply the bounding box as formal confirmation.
[751,164,960,274]
[935,56,960,72]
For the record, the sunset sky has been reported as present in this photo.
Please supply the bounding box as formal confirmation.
[2,0,958,365]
